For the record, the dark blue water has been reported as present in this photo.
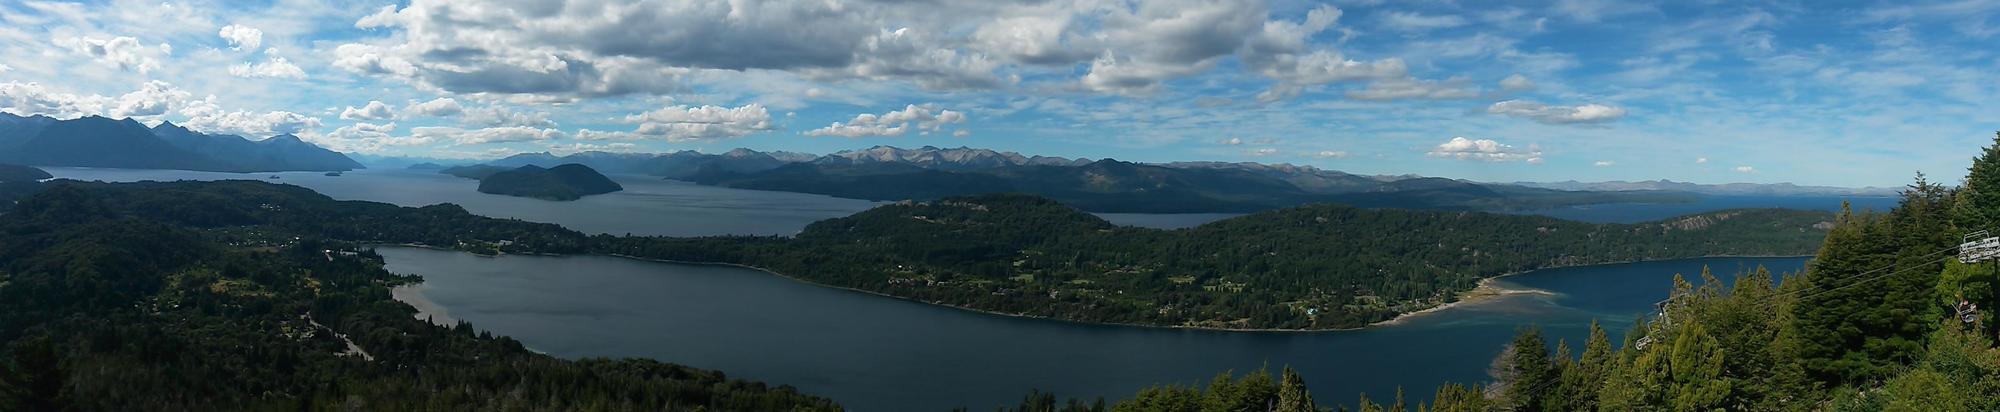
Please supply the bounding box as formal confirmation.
[382,248,1809,411]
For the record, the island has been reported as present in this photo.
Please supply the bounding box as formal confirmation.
[0,163,52,183]
[475,164,624,201]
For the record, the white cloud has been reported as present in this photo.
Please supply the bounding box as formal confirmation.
[112,81,191,118]
[1426,137,1543,163]
[612,104,777,142]
[1486,100,1627,124]
[1499,74,1535,91]
[229,54,306,79]
[340,101,396,121]
[412,126,563,145]
[177,95,321,137]
[1221,137,1245,145]
[1306,150,1350,159]
[218,24,263,50]
[463,106,556,128]
[1380,11,1468,32]
[805,104,967,138]
[326,122,398,142]
[1346,77,1481,101]
[54,35,162,73]
[1247,148,1279,156]
[0,82,108,119]
[406,98,464,117]
[547,142,641,155]
[1734,166,1756,173]
[1593,160,1614,167]
[1696,157,1709,164]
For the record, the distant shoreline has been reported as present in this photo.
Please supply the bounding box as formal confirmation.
[378,243,1811,333]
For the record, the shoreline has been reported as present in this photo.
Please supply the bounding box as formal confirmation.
[376,243,1812,333]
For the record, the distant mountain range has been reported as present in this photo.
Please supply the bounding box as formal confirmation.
[0,113,362,172]
[1512,180,1899,197]
[480,146,1698,213]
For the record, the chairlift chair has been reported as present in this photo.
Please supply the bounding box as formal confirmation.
[1959,230,2000,263]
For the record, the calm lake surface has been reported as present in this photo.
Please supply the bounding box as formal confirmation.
[382,247,1808,411]
[43,167,881,237]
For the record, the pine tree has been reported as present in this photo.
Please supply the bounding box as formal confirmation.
[1276,367,1317,412]
[1569,320,1613,412]
[1501,327,1552,411]
[1953,131,2000,231]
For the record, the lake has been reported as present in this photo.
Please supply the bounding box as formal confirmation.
[44,167,881,237]
[41,168,1887,234]
[381,246,1809,411]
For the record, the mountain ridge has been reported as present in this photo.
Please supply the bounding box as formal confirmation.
[0,113,362,172]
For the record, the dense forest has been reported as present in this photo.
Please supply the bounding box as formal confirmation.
[0,183,837,410]
[995,132,2000,411]
[598,197,1832,329]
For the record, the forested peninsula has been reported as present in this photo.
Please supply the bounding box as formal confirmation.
[0,184,837,410]
[0,179,1833,330]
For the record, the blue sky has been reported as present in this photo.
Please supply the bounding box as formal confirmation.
[1,0,1996,187]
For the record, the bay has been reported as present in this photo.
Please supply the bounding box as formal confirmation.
[381,247,1808,411]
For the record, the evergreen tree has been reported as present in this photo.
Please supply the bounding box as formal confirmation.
[1953,131,2000,231]
[1276,367,1317,412]
[1424,383,1488,412]
[1500,326,1552,411]
[1568,320,1613,412]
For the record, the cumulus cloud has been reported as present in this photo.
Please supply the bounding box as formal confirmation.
[0,82,109,118]
[340,101,395,121]
[607,104,776,142]
[838,28,1005,90]
[806,104,967,138]
[218,24,263,50]
[177,95,321,137]
[112,80,191,118]
[1220,137,1245,145]
[1427,137,1543,163]
[1594,160,1614,167]
[463,106,556,128]
[1241,6,1410,102]
[406,97,464,117]
[55,35,163,73]
[1499,74,1535,91]
[1486,100,1627,124]
[1696,157,1709,164]
[229,54,306,79]
[1734,165,1756,173]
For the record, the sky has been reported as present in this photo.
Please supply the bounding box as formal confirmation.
[0,0,1996,187]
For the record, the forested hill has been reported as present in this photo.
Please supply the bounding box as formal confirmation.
[0,180,1831,331]
[0,183,837,410]
[599,194,1835,329]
